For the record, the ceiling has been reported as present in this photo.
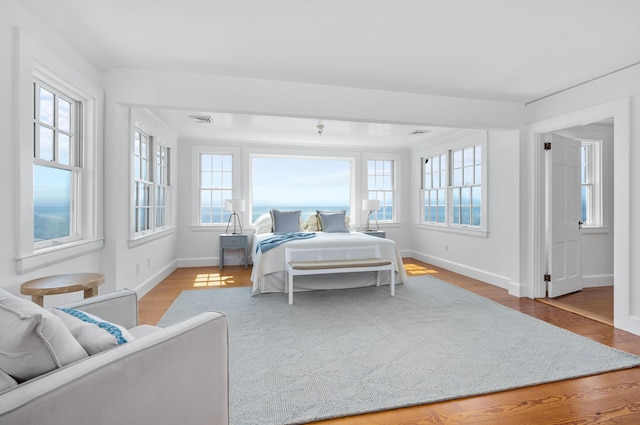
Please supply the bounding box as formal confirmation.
[18,0,640,145]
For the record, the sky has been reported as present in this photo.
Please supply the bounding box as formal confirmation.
[252,157,351,206]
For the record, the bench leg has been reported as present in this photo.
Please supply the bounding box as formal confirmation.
[288,272,294,305]
[390,266,395,297]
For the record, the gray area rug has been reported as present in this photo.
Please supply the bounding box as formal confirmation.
[158,276,640,425]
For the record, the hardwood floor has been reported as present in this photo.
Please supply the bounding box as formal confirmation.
[537,287,614,326]
[139,259,640,424]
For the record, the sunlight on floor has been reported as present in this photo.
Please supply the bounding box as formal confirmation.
[193,273,235,287]
[404,263,439,276]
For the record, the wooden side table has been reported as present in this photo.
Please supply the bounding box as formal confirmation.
[219,234,248,270]
[20,273,105,307]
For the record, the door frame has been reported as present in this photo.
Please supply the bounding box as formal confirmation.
[525,97,632,332]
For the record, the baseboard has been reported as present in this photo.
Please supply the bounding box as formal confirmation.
[582,274,613,288]
[133,260,177,299]
[410,250,518,294]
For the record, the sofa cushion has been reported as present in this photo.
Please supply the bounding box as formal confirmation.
[0,288,88,382]
[51,308,135,355]
[0,368,17,393]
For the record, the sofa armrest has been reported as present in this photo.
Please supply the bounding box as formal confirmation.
[56,289,138,329]
[0,311,229,425]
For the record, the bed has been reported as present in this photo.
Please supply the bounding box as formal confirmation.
[250,231,407,295]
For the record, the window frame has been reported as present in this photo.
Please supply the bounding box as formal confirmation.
[16,40,104,273]
[131,126,172,239]
[417,131,488,235]
[580,139,603,228]
[191,146,242,229]
[32,79,84,249]
[365,157,397,222]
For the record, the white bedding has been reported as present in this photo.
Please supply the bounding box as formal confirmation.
[250,232,407,295]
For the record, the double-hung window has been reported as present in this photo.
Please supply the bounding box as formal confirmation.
[200,154,233,225]
[367,159,395,221]
[580,140,602,227]
[33,80,82,247]
[420,139,484,230]
[133,128,171,237]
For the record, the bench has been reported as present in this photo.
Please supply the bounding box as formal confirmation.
[284,246,395,304]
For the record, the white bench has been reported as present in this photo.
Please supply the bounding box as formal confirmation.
[284,246,395,304]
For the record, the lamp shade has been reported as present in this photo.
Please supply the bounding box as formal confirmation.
[362,199,381,211]
[224,199,245,212]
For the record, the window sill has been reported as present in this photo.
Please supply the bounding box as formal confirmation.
[415,223,489,238]
[581,226,610,235]
[15,238,105,274]
[128,227,176,248]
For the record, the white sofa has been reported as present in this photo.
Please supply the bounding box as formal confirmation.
[0,289,229,425]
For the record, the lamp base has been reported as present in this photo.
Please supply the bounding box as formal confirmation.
[225,212,243,234]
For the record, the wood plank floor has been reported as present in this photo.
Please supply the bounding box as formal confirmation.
[538,286,614,326]
[138,259,640,424]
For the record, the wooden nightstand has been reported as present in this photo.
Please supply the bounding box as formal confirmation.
[219,234,249,270]
[361,230,386,238]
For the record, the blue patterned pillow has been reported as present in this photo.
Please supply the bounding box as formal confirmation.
[51,308,135,355]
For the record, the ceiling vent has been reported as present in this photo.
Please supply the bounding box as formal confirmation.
[409,129,430,136]
[189,115,213,124]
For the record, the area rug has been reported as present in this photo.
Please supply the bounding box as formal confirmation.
[158,276,640,425]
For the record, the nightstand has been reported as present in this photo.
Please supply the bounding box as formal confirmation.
[361,230,386,238]
[219,234,249,270]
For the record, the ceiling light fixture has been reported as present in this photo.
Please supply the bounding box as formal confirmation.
[317,123,324,136]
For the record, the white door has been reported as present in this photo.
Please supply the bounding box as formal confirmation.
[546,134,582,298]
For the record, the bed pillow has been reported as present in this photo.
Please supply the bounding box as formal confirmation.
[305,213,321,232]
[252,213,273,234]
[51,308,135,355]
[0,288,88,382]
[318,210,349,233]
[270,209,302,233]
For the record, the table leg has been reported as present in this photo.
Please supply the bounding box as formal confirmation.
[31,295,44,307]
[83,287,98,299]
[220,247,224,271]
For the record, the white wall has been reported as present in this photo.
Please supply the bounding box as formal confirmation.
[410,129,521,293]
[174,139,414,267]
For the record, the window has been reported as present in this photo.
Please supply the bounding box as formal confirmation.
[421,154,447,223]
[33,80,82,246]
[252,157,352,222]
[420,142,483,229]
[133,128,171,237]
[200,154,233,225]
[367,160,394,221]
[450,145,482,226]
[580,140,602,227]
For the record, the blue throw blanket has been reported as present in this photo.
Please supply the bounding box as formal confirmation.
[256,232,317,253]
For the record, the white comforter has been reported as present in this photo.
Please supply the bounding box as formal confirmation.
[250,232,407,295]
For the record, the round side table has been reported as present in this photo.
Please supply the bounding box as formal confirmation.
[20,273,105,307]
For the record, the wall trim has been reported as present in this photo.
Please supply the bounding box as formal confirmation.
[133,260,177,299]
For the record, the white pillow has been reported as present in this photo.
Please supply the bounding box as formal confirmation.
[252,213,273,234]
[0,288,88,382]
[0,368,17,393]
[51,308,135,355]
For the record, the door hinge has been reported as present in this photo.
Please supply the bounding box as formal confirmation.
[544,273,551,282]
[544,142,552,150]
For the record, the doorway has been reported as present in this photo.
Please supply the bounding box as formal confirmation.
[527,97,632,333]
[541,119,614,323]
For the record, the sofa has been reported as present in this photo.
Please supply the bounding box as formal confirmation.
[0,288,229,425]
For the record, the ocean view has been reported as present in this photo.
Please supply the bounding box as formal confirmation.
[34,206,71,241]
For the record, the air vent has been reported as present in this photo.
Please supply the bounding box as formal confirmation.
[189,115,213,124]
[409,129,430,136]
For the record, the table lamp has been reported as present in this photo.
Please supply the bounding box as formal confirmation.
[362,199,381,231]
[224,199,245,234]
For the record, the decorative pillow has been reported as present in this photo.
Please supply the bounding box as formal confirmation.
[0,288,88,382]
[51,308,135,355]
[0,368,17,392]
[270,209,302,233]
[252,213,273,234]
[305,213,321,232]
[318,210,349,233]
